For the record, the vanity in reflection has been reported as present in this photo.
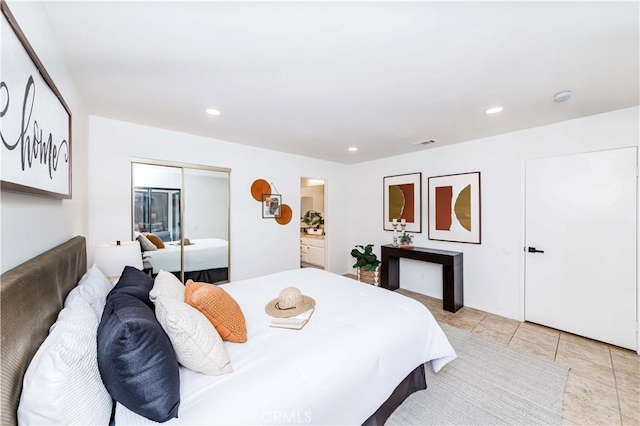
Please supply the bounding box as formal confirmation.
[131,160,230,284]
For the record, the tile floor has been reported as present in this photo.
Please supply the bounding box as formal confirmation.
[394,288,640,426]
[343,275,639,425]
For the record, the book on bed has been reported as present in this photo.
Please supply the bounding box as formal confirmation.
[270,308,315,330]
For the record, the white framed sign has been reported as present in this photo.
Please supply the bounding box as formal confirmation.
[1,1,72,199]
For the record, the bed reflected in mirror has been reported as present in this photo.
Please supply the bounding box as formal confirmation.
[132,161,230,284]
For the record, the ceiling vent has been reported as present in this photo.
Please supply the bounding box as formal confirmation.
[413,140,437,146]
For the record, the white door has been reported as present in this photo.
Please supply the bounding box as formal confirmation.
[525,147,637,349]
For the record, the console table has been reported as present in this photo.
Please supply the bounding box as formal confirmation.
[381,245,464,313]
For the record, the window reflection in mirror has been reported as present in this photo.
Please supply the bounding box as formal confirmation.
[134,187,181,241]
[132,161,230,285]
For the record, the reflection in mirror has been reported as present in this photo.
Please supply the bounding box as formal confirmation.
[300,196,313,224]
[182,168,229,284]
[132,162,230,285]
[134,187,181,241]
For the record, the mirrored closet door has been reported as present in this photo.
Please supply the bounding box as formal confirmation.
[131,160,230,284]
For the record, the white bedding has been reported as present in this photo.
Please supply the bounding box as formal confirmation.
[144,238,228,274]
[116,268,456,425]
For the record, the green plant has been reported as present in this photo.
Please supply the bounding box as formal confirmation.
[301,210,324,230]
[350,244,381,271]
[399,232,413,245]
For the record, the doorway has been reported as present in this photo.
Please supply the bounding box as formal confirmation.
[300,178,326,270]
[524,147,637,350]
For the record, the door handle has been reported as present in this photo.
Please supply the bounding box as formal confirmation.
[528,247,545,253]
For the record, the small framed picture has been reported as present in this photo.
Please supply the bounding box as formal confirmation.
[262,194,282,218]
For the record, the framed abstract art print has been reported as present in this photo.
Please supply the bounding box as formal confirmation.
[383,172,422,233]
[428,172,481,244]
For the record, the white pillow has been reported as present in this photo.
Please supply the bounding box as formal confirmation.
[78,264,113,319]
[154,297,232,375]
[150,270,185,302]
[137,233,157,251]
[63,264,113,321]
[18,297,112,425]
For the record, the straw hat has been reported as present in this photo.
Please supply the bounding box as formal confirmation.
[265,287,315,318]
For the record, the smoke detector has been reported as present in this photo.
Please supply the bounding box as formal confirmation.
[412,140,437,146]
[554,90,572,103]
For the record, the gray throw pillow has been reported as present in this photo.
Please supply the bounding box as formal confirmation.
[137,234,157,251]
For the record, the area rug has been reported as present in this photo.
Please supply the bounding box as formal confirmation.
[387,324,569,425]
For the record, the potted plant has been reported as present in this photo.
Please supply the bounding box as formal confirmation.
[350,244,381,286]
[399,232,414,249]
[301,210,324,235]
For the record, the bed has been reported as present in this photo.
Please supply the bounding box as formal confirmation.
[1,236,456,425]
[144,238,229,282]
[0,236,87,426]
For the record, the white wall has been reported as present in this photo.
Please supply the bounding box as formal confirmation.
[348,106,639,321]
[0,1,88,273]
[87,116,350,281]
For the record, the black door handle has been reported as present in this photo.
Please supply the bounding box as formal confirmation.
[528,247,545,253]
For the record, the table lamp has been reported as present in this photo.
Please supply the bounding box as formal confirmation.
[94,240,143,282]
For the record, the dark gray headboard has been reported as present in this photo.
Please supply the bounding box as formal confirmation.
[0,236,87,426]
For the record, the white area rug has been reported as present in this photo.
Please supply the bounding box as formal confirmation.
[387,324,568,425]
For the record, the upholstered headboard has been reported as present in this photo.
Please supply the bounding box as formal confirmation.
[0,236,87,426]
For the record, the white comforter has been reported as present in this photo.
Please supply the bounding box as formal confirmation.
[116,268,456,425]
[144,238,228,274]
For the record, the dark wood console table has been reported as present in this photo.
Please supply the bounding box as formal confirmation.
[381,245,463,313]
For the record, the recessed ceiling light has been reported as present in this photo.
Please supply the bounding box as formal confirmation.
[205,108,221,116]
[485,106,504,114]
[348,147,358,152]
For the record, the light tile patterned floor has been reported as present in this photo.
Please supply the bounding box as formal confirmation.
[343,275,640,426]
[394,288,640,426]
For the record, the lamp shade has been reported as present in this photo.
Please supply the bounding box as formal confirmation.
[94,241,143,278]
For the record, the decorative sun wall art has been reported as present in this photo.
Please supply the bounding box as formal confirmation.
[383,172,422,233]
[428,172,481,244]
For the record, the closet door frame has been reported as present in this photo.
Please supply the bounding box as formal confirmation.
[131,158,231,283]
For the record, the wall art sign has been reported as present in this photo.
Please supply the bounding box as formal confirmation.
[428,171,481,244]
[1,1,72,199]
[383,172,422,233]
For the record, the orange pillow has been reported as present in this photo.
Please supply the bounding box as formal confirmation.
[144,233,165,249]
[184,280,247,343]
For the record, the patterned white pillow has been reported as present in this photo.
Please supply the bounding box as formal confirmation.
[18,297,112,425]
[78,264,113,319]
[154,296,233,375]
[63,265,113,320]
[150,270,185,302]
